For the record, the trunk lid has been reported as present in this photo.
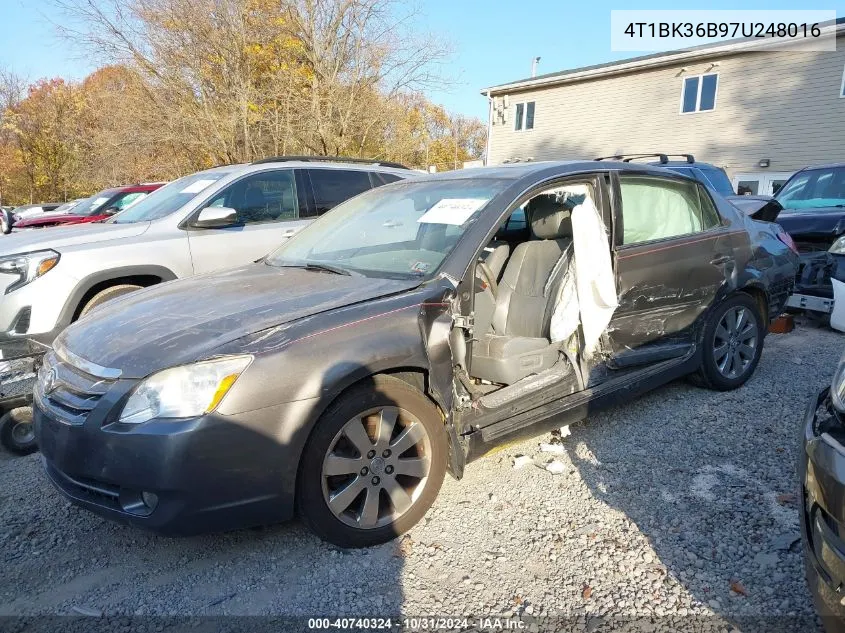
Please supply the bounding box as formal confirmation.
[727,195,783,223]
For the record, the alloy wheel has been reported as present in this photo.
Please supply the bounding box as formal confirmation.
[713,306,758,379]
[321,406,432,530]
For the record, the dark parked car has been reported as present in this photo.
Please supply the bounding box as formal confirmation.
[801,356,845,633]
[761,164,845,326]
[34,161,797,547]
[12,183,164,229]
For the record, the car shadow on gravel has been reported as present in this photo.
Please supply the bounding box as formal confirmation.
[558,328,836,632]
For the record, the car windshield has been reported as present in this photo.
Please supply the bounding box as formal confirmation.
[53,199,83,214]
[111,171,232,224]
[70,192,115,217]
[775,167,845,211]
[266,179,508,279]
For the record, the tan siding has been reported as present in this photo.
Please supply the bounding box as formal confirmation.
[488,39,845,177]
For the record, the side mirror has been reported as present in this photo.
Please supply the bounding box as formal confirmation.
[104,206,121,215]
[190,206,240,229]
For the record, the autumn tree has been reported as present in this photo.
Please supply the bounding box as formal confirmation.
[0,69,28,205]
[3,78,84,202]
[77,65,188,186]
[50,0,480,168]
[0,0,486,205]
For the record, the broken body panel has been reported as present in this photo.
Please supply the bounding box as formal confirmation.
[451,167,795,462]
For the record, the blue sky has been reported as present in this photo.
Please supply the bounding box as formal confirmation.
[0,0,841,120]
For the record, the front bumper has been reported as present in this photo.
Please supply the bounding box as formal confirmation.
[34,394,320,535]
[0,268,77,343]
[801,388,845,631]
[789,252,845,315]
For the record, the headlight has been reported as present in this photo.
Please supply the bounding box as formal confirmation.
[119,356,252,424]
[830,236,845,255]
[832,353,845,413]
[0,249,60,294]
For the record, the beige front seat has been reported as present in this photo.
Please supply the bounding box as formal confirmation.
[474,241,511,337]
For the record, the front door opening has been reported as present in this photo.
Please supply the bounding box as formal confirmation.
[463,181,615,409]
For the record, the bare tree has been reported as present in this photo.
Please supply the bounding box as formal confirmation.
[281,0,451,155]
[49,0,452,160]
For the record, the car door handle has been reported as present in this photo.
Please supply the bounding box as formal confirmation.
[710,255,731,265]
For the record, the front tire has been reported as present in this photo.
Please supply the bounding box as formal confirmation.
[297,375,447,548]
[78,284,143,319]
[0,407,36,456]
[695,293,764,391]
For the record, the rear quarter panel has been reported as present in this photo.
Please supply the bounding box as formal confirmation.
[725,197,799,317]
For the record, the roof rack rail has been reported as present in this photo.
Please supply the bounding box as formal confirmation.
[595,153,695,164]
[251,155,409,170]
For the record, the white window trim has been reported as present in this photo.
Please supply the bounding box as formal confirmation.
[839,64,845,98]
[513,101,535,132]
[679,73,719,114]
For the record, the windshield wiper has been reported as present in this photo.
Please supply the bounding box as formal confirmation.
[271,261,355,276]
[305,263,351,276]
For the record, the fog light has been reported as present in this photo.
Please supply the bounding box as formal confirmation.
[141,491,159,511]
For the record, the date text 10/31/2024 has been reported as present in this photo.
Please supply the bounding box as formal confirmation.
[307,617,527,630]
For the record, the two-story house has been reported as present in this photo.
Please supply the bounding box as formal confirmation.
[482,23,845,196]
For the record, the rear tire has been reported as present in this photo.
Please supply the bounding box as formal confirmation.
[297,375,447,548]
[0,407,36,456]
[694,293,764,391]
[78,284,143,319]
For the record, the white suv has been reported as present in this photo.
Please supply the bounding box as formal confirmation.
[0,158,411,344]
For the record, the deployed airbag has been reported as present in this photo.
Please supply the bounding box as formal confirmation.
[549,185,618,356]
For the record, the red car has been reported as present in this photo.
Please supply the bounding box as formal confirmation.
[13,183,165,229]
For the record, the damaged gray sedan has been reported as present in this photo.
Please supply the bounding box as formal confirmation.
[34,161,797,547]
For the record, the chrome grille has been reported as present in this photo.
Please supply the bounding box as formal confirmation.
[35,350,116,425]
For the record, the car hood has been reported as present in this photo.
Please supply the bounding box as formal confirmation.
[2,222,149,254]
[14,212,98,227]
[57,264,421,378]
[776,208,845,240]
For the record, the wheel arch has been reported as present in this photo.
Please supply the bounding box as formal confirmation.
[58,265,179,325]
[737,283,770,327]
[292,364,460,513]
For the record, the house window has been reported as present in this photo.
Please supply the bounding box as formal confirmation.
[681,73,718,113]
[514,101,535,131]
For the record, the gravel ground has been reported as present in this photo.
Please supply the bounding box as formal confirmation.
[0,321,841,632]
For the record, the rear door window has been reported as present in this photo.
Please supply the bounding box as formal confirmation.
[619,176,721,245]
[308,169,373,216]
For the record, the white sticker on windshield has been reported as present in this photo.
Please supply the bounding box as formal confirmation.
[180,179,218,194]
[417,198,488,226]
[92,197,109,207]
